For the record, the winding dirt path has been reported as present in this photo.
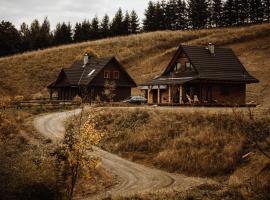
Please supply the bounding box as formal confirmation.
[33,109,214,199]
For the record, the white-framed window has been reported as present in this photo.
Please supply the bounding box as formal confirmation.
[176,63,181,71]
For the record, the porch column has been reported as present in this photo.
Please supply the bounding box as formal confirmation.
[168,85,171,104]
[157,85,160,104]
[179,85,183,104]
[147,87,151,104]
[50,88,53,100]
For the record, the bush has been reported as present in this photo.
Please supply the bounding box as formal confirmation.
[73,95,82,105]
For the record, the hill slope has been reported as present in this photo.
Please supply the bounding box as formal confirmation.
[0,23,269,106]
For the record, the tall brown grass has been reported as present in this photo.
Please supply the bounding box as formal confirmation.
[87,107,270,199]
[0,23,269,106]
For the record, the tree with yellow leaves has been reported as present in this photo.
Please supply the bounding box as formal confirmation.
[54,106,103,200]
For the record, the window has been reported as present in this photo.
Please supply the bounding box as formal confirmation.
[186,62,191,70]
[113,71,120,79]
[220,86,230,96]
[104,70,110,79]
[175,63,181,71]
[88,69,95,77]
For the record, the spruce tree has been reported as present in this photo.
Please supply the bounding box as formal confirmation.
[53,22,72,45]
[91,16,100,39]
[73,20,91,42]
[20,22,30,51]
[123,11,131,35]
[0,21,21,57]
[223,0,237,26]
[143,1,157,31]
[166,0,178,30]
[130,10,140,34]
[249,0,264,23]
[101,14,110,38]
[188,0,209,29]
[238,0,249,24]
[111,8,124,35]
[176,0,188,29]
[263,0,270,21]
[212,0,223,27]
[39,17,53,48]
[155,1,166,30]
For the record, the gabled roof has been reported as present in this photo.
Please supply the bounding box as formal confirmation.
[63,57,113,86]
[163,45,258,83]
[49,56,136,88]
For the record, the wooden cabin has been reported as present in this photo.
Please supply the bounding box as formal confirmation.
[48,55,136,102]
[140,44,259,106]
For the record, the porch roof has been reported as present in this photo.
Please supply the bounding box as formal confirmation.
[140,76,197,86]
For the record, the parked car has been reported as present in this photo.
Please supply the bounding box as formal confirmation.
[123,96,147,104]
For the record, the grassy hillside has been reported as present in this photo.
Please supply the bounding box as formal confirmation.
[0,23,269,106]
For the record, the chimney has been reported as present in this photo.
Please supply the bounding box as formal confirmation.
[208,43,215,55]
[83,54,89,65]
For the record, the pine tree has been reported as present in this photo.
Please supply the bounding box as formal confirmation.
[211,0,223,27]
[249,0,264,23]
[166,0,178,30]
[0,21,21,57]
[39,17,53,48]
[223,0,237,26]
[130,10,140,34]
[238,0,249,24]
[111,8,124,36]
[155,1,166,30]
[73,20,91,42]
[263,0,270,21]
[53,22,72,45]
[20,22,30,51]
[123,11,131,35]
[91,16,100,39]
[176,0,188,29]
[188,0,209,29]
[101,14,110,38]
[143,1,157,31]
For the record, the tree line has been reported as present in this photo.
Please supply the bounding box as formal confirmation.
[1,0,270,57]
[0,9,140,57]
[143,0,270,31]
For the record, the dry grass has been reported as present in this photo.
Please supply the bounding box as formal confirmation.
[0,23,269,106]
[85,107,270,199]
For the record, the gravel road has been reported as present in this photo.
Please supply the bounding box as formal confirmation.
[33,109,213,199]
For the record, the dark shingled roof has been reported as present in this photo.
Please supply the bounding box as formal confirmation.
[63,57,113,86]
[49,56,136,88]
[142,45,258,86]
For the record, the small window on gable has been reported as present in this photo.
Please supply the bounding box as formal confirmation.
[176,63,181,71]
[114,71,120,79]
[104,70,110,79]
[186,62,191,70]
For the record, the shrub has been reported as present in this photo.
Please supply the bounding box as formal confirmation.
[73,95,82,105]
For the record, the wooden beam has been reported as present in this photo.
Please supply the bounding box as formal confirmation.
[147,88,151,104]
[168,85,171,104]
[179,85,183,104]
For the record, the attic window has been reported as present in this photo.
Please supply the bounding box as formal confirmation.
[175,63,181,71]
[113,71,120,79]
[88,69,95,77]
[104,70,110,79]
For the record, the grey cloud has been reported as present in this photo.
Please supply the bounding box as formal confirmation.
[0,0,153,28]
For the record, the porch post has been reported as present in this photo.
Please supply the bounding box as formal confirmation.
[147,87,151,104]
[50,88,53,100]
[179,85,183,104]
[168,85,171,104]
[157,85,160,104]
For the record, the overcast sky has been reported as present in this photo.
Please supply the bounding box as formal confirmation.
[0,0,156,29]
